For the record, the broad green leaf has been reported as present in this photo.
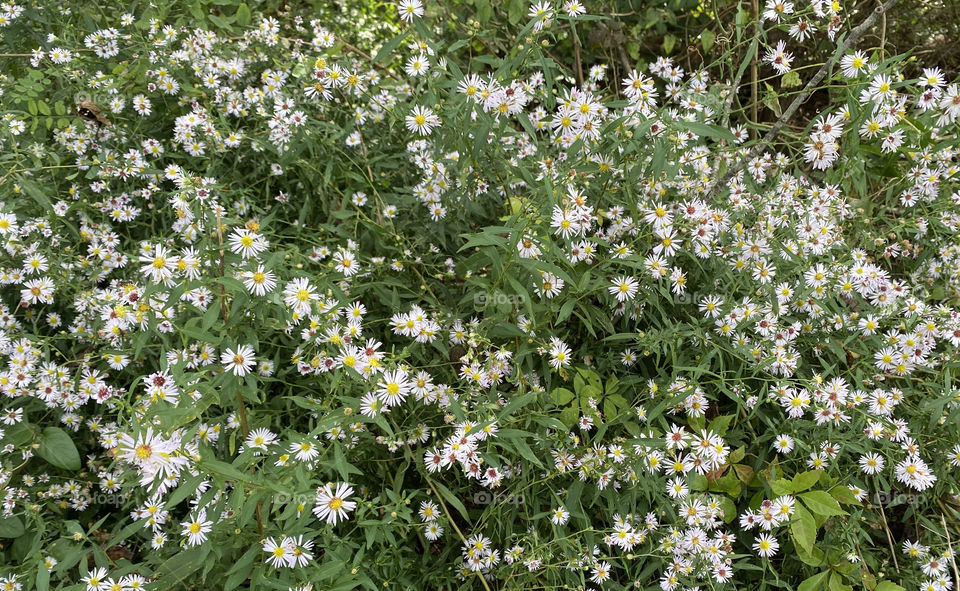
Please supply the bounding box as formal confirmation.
[791,503,816,553]
[0,515,24,538]
[798,571,830,591]
[551,387,575,405]
[791,470,822,493]
[235,2,251,26]
[707,414,734,436]
[37,427,81,471]
[36,562,50,591]
[829,572,853,591]
[155,546,211,585]
[830,485,861,505]
[733,464,754,483]
[770,478,792,496]
[800,490,847,517]
[701,29,715,53]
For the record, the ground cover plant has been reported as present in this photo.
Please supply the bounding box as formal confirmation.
[0,0,959,589]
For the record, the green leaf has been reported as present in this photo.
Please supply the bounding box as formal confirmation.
[36,561,50,591]
[800,490,847,517]
[235,2,251,26]
[223,544,258,591]
[875,583,906,591]
[551,387,575,406]
[3,422,34,446]
[498,392,535,419]
[663,33,676,54]
[333,444,363,480]
[763,82,782,117]
[718,496,737,523]
[200,458,254,484]
[680,121,737,143]
[781,70,802,88]
[791,502,816,553]
[791,470,822,493]
[431,480,471,523]
[797,544,826,566]
[798,571,830,591]
[829,485,861,505]
[0,515,24,538]
[688,473,708,492]
[509,435,544,468]
[507,0,525,24]
[37,427,81,471]
[829,572,853,591]
[770,478,792,496]
[374,30,409,64]
[733,464,755,483]
[155,546,211,585]
[558,405,579,428]
[700,29,715,53]
[475,0,493,24]
[707,414,734,436]
[18,178,53,211]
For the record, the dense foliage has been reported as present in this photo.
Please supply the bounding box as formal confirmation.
[0,0,959,590]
